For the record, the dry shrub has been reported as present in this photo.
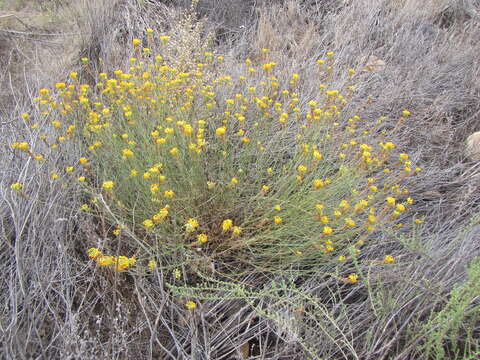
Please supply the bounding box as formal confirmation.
[1,0,480,359]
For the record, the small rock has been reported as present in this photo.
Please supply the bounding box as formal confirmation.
[466,132,480,161]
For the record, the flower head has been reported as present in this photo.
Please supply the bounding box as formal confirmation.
[274,216,283,224]
[197,233,208,243]
[97,255,114,266]
[185,300,197,310]
[102,181,115,190]
[185,218,199,233]
[323,226,333,235]
[345,273,358,283]
[10,183,23,191]
[222,219,233,231]
[87,248,101,259]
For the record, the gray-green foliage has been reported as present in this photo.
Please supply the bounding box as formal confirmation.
[422,256,480,359]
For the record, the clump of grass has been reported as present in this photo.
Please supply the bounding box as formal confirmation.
[8,17,422,284]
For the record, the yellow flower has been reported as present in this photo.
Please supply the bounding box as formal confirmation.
[386,197,396,206]
[11,142,30,151]
[381,142,396,150]
[222,219,233,231]
[114,256,131,271]
[262,62,276,71]
[159,35,170,41]
[402,109,411,117]
[185,301,197,310]
[34,155,44,161]
[383,255,395,263]
[79,157,88,164]
[230,177,238,185]
[185,218,199,233]
[132,38,141,46]
[10,183,23,191]
[150,184,160,194]
[170,147,178,156]
[396,204,406,212]
[345,218,356,227]
[297,165,307,173]
[143,219,154,228]
[153,209,168,223]
[97,255,114,266]
[338,255,346,261]
[122,148,134,157]
[274,205,282,211]
[313,179,325,189]
[102,181,115,190]
[197,233,208,243]
[164,190,174,198]
[345,273,358,283]
[215,126,227,136]
[78,176,86,182]
[148,260,157,270]
[207,181,216,189]
[415,218,424,224]
[174,269,182,279]
[232,226,242,235]
[51,172,60,180]
[113,228,121,236]
[80,204,89,211]
[323,226,333,235]
[313,150,323,160]
[274,216,283,224]
[87,248,101,259]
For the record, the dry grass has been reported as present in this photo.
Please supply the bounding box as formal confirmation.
[1,0,479,359]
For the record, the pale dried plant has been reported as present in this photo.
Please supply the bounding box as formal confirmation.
[1,0,480,359]
[254,1,318,63]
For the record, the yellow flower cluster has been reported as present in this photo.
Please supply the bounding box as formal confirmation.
[86,248,136,271]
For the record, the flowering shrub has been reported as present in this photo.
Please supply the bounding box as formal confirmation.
[10,27,421,281]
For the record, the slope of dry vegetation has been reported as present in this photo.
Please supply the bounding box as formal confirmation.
[1,0,479,359]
